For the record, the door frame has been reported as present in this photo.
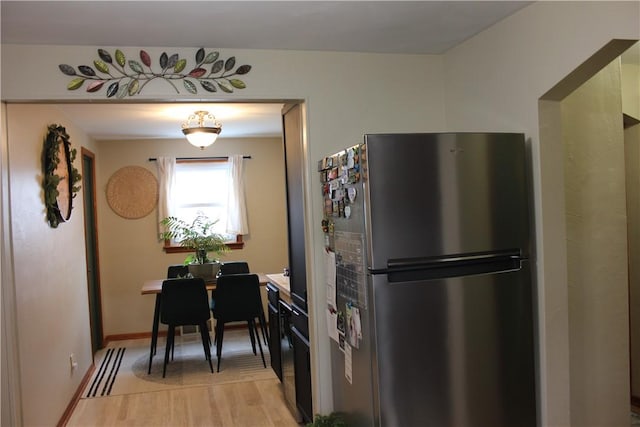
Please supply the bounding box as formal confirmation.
[81,147,103,352]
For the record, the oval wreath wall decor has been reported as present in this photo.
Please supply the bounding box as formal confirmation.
[43,124,82,228]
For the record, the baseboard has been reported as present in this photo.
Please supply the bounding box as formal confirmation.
[632,395,640,412]
[57,363,96,427]
[103,323,251,345]
[103,331,167,346]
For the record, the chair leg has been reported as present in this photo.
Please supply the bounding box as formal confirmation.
[258,310,269,346]
[199,322,214,373]
[216,321,225,372]
[251,319,267,368]
[163,325,175,378]
[211,320,217,348]
[247,321,257,355]
[211,312,216,347]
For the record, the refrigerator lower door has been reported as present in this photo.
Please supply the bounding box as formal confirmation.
[371,262,536,427]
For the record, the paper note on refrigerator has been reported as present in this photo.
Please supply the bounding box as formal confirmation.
[344,343,353,384]
[327,307,339,342]
[324,249,337,307]
[325,249,339,342]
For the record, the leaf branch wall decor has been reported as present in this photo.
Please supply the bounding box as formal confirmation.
[59,48,252,98]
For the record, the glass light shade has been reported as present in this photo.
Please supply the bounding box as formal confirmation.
[181,110,222,149]
[182,127,221,149]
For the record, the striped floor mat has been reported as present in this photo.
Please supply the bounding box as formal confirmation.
[85,347,126,398]
[82,330,275,399]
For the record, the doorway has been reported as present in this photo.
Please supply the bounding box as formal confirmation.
[626,118,640,413]
[538,39,639,426]
[82,148,103,353]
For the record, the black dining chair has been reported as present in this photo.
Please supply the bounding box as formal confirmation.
[160,278,214,378]
[167,264,189,279]
[210,261,250,312]
[148,264,191,360]
[218,261,250,276]
[211,273,267,372]
[215,261,269,346]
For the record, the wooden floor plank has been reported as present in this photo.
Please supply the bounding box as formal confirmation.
[65,378,299,427]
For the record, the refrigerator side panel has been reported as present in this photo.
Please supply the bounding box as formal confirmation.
[363,133,530,270]
[324,147,377,426]
[329,287,376,427]
[372,262,536,427]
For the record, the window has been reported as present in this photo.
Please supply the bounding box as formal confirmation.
[174,160,230,238]
[163,159,244,252]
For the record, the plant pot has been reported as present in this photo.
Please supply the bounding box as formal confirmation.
[188,262,220,281]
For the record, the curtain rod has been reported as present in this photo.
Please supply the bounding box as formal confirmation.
[148,156,251,161]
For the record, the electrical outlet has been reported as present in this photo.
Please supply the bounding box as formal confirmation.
[69,353,78,370]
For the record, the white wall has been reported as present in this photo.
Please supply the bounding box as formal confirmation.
[2,3,639,424]
[1,102,22,427]
[5,104,97,426]
[627,122,640,399]
[561,59,628,426]
[96,136,288,336]
[622,44,640,120]
[623,63,640,119]
[1,47,445,423]
[443,2,639,425]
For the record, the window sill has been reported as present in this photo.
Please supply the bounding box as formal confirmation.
[163,235,244,253]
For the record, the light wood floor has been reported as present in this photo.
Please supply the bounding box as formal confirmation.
[66,377,300,427]
[65,335,301,427]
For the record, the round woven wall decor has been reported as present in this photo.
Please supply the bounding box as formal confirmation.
[106,166,158,219]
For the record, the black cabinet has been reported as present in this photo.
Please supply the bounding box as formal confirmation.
[267,284,282,381]
[291,305,313,423]
[282,104,308,311]
[280,300,297,421]
[267,282,300,422]
[282,102,312,426]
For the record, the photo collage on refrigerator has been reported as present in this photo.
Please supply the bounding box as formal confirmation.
[319,144,366,354]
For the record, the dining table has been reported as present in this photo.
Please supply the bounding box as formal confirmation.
[142,273,270,374]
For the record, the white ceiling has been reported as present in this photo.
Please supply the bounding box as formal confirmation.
[2,1,535,140]
[52,102,287,140]
[1,1,532,54]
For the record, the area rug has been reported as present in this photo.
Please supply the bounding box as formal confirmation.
[83,329,275,398]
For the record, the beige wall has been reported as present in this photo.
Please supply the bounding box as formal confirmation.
[627,123,640,399]
[1,102,21,427]
[622,53,640,120]
[5,104,98,426]
[96,136,288,336]
[443,2,639,425]
[2,2,640,425]
[2,46,446,422]
[561,59,629,426]
[622,43,640,403]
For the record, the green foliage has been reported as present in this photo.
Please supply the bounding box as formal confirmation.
[42,124,82,228]
[159,214,229,264]
[306,412,347,427]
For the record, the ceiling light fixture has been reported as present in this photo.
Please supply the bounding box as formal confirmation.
[181,110,222,149]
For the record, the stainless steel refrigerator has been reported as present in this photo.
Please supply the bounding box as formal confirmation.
[320,133,536,427]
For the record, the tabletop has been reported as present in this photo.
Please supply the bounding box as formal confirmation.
[141,273,270,295]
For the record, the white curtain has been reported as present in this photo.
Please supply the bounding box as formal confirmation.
[226,154,249,235]
[156,156,176,235]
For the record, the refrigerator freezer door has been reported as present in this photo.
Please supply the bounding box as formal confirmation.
[363,133,530,271]
[371,261,536,427]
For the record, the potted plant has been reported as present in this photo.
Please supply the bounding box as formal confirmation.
[306,412,347,427]
[159,214,230,280]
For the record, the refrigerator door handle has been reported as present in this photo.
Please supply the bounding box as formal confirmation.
[371,249,525,282]
[386,249,522,269]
